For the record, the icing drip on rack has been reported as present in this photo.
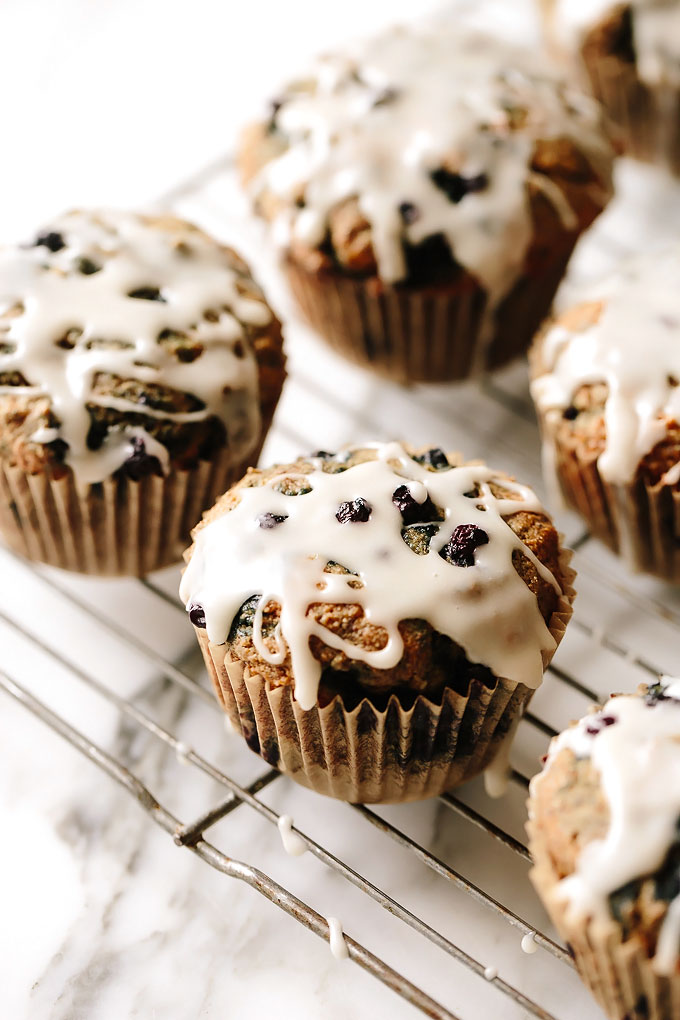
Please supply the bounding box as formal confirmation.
[553,0,680,88]
[327,917,349,960]
[0,210,272,484]
[533,678,680,975]
[180,442,561,711]
[531,247,680,485]
[252,24,611,308]
[277,815,307,857]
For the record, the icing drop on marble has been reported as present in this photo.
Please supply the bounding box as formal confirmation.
[531,248,680,485]
[327,917,349,961]
[0,210,271,484]
[253,23,611,317]
[484,965,498,981]
[180,442,561,711]
[277,815,307,857]
[534,676,680,974]
[521,932,538,954]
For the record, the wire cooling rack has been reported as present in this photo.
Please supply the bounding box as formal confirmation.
[3,156,680,1020]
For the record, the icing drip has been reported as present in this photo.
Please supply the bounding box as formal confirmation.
[534,677,680,974]
[0,210,272,484]
[553,0,680,88]
[531,248,680,485]
[521,932,538,954]
[483,714,521,798]
[327,917,349,960]
[175,742,192,766]
[180,442,561,712]
[277,815,307,857]
[253,24,611,315]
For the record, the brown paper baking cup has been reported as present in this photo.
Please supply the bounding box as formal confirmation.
[0,439,267,576]
[195,551,575,803]
[582,49,680,174]
[284,243,578,385]
[529,816,680,1019]
[538,419,680,581]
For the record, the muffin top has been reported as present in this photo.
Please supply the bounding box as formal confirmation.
[240,23,613,304]
[0,210,281,485]
[180,442,567,710]
[548,0,680,88]
[530,679,680,973]
[530,248,680,486]
[530,246,680,485]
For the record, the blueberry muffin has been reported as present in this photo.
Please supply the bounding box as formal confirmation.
[541,0,680,172]
[529,679,680,1019]
[530,246,680,580]
[0,210,286,574]
[181,442,575,802]
[239,23,614,383]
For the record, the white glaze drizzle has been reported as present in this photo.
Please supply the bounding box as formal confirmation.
[277,815,307,857]
[484,965,498,981]
[175,742,192,766]
[0,210,272,484]
[253,23,611,316]
[551,0,680,88]
[180,442,561,712]
[327,917,349,961]
[521,931,538,954]
[531,247,680,485]
[533,677,680,974]
[484,714,522,798]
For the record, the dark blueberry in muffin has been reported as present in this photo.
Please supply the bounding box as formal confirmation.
[189,603,207,628]
[46,438,69,463]
[414,448,450,471]
[645,681,680,707]
[76,256,101,275]
[34,231,66,253]
[85,418,108,452]
[585,713,617,736]
[439,524,489,567]
[398,201,421,225]
[123,436,162,480]
[257,512,288,529]
[392,484,438,525]
[336,497,372,523]
[429,168,489,204]
[127,286,166,302]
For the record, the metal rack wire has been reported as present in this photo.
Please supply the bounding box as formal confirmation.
[0,548,573,1020]
[3,155,680,1020]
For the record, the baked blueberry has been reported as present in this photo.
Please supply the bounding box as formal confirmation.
[439,523,489,567]
[336,497,372,523]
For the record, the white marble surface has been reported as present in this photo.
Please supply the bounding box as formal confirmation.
[3,3,680,1019]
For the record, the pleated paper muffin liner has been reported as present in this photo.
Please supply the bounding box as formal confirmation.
[529,817,680,1020]
[582,48,680,175]
[284,242,579,385]
[0,439,267,576]
[538,421,680,581]
[194,551,575,803]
